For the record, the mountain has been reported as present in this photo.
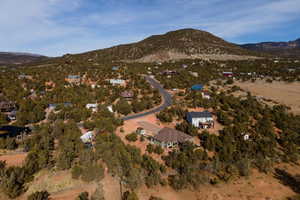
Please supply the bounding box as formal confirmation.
[241,38,300,58]
[69,29,259,63]
[0,52,47,65]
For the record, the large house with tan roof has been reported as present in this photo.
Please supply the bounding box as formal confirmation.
[151,127,192,148]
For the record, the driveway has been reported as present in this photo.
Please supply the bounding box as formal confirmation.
[121,76,173,121]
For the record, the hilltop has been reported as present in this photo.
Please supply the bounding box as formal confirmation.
[0,52,47,65]
[241,38,300,58]
[65,29,260,63]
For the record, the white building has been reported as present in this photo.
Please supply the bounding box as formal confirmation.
[186,111,214,129]
[107,105,114,113]
[243,134,250,141]
[201,91,211,100]
[86,103,98,112]
[109,79,125,85]
[80,131,93,143]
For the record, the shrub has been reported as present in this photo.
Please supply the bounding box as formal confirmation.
[122,191,139,200]
[154,145,164,155]
[76,192,89,200]
[146,144,154,154]
[71,165,82,179]
[27,191,50,200]
[125,133,138,142]
[81,163,104,182]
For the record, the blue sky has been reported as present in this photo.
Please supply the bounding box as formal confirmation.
[1,0,300,56]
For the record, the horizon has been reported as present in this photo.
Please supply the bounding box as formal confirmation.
[1,0,300,56]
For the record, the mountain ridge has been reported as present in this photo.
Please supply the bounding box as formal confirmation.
[0,52,47,65]
[240,38,300,58]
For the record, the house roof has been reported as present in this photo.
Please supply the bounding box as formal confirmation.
[0,101,15,109]
[80,131,93,142]
[191,84,203,90]
[68,75,80,79]
[187,111,212,118]
[120,90,134,98]
[153,127,192,143]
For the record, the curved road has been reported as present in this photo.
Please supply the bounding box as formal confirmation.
[121,76,173,121]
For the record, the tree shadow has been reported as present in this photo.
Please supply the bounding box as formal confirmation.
[274,168,300,194]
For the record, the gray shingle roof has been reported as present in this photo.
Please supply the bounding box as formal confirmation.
[187,111,212,118]
[153,127,192,143]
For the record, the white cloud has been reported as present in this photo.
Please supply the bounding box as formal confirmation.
[0,0,85,55]
[170,0,300,40]
[0,0,299,56]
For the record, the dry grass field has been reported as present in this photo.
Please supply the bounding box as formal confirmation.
[0,152,27,167]
[136,163,300,200]
[235,80,300,114]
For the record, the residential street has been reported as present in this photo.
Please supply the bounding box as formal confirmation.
[121,76,173,121]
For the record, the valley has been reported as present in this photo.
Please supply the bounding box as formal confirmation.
[0,29,299,200]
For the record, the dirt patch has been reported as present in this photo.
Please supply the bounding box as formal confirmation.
[137,165,300,200]
[0,152,27,167]
[129,50,260,63]
[102,173,122,200]
[235,80,300,114]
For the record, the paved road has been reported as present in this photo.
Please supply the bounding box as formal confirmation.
[121,76,173,121]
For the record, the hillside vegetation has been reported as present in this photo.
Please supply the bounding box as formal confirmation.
[59,29,260,63]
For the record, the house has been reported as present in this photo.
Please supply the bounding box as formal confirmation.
[243,134,250,141]
[151,127,193,148]
[18,74,32,80]
[120,90,134,99]
[182,64,188,69]
[186,111,214,129]
[189,71,199,77]
[48,104,58,110]
[201,91,211,99]
[191,84,203,91]
[48,102,72,110]
[86,103,98,112]
[112,66,120,71]
[66,75,81,84]
[223,72,234,77]
[0,101,16,112]
[80,131,93,143]
[161,70,177,76]
[7,110,17,121]
[109,79,125,86]
[107,105,114,113]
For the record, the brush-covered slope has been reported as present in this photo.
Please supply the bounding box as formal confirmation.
[71,29,259,62]
[0,52,47,65]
